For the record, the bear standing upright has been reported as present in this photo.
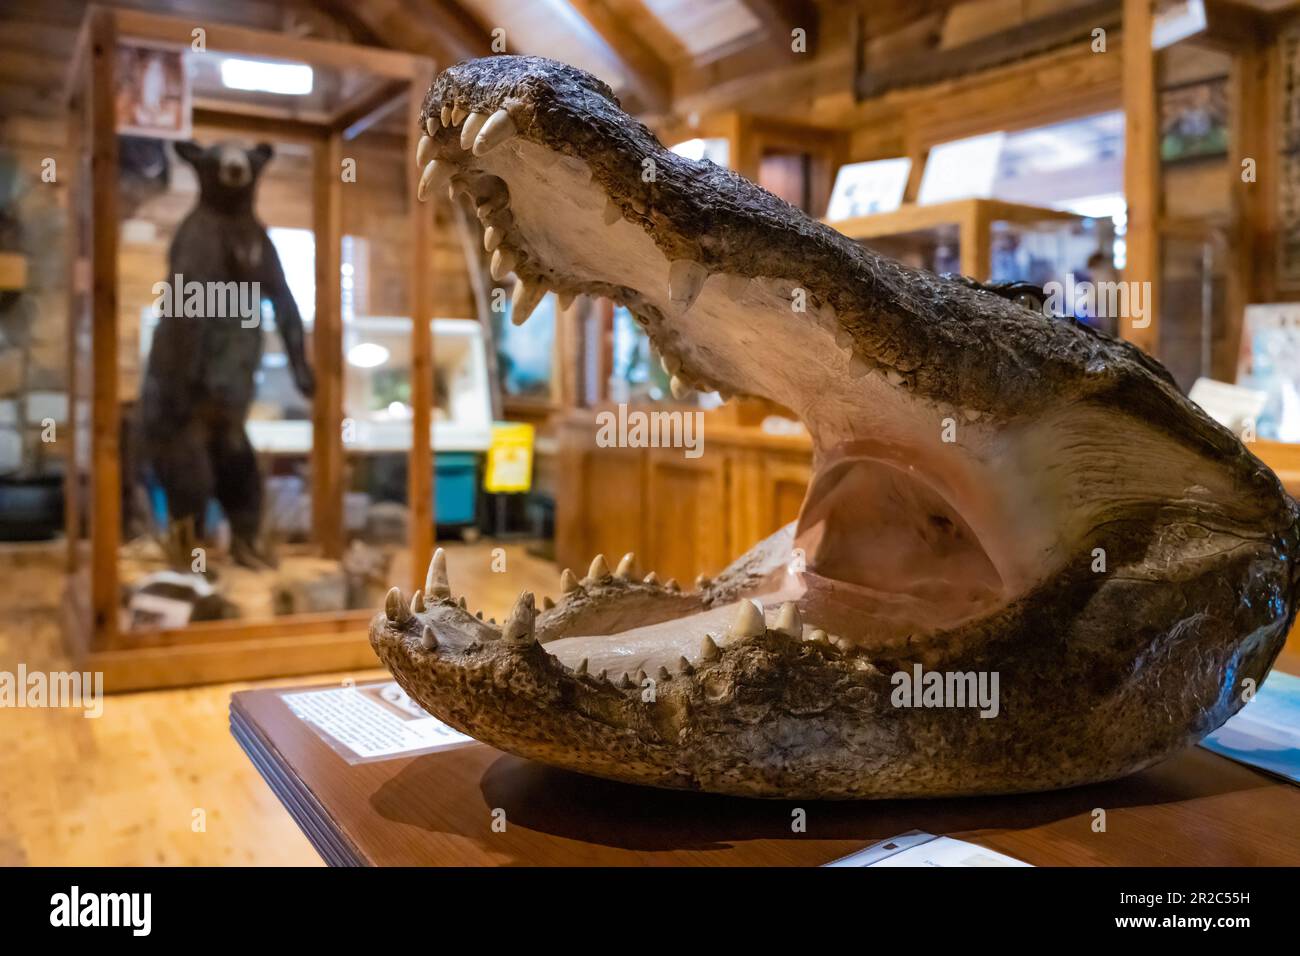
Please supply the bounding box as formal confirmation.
[141,140,314,569]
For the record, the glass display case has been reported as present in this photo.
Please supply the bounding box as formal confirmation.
[63,6,436,689]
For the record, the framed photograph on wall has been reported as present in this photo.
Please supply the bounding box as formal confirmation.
[1159,77,1228,164]
[115,41,192,140]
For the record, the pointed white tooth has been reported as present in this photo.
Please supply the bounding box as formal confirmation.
[665,578,680,592]
[643,571,659,585]
[670,375,691,400]
[660,353,681,376]
[447,182,458,201]
[426,114,440,136]
[560,568,581,593]
[696,574,711,590]
[502,591,536,644]
[886,369,905,387]
[416,134,435,168]
[417,160,450,202]
[512,279,546,325]
[668,260,708,310]
[557,291,575,311]
[420,625,438,650]
[542,595,555,610]
[614,552,636,580]
[490,248,516,282]
[775,602,802,638]
[808,628,828,644]
[451,105,467,126]
[484,226,503,252]
[460,111,488,150]
[700,634,720,661]
[425,547,450,600]
[729,599,766,639]
[385,587,410,623]
[575,657,589,676]
[410,588,426,613]
[677,656,694,675]
[657,665,672,682]
[440,104,453,127]
[723,274,750,300]
[603,199,621,226]
[473,109,516,155]
[587,553,611,582]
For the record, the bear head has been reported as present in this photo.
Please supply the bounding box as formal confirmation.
[174,140,273,212]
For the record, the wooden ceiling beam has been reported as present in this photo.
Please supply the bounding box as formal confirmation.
[317,0,492,69]
[565,0,672,112]
[738,0,819,55]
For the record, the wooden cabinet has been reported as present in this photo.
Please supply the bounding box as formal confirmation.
[555,409,812,581]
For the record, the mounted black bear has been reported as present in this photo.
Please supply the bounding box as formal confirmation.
[140,140,314,569]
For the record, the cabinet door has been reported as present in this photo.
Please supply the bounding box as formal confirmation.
[644,449,729,584]
[761,456,812,534]
[555,437,646,575]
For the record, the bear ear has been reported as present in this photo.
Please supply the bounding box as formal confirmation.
[250,142,274,170]
[173,140,204,166]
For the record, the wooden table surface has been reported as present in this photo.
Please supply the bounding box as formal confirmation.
[232,657,1300,866]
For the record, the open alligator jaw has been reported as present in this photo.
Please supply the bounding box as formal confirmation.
[371,56,1300,799]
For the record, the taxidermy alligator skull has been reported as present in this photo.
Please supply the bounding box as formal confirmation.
[370,56,1300,799]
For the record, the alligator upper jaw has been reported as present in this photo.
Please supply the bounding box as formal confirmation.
[383,55,1292,683]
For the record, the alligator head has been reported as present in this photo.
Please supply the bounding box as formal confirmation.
[370,56,1299,799]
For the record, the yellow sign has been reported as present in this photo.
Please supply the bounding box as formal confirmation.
[484,422,534,493]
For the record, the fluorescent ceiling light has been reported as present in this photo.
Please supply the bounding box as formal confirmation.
[346,342,390,369]
[220,58,313,96]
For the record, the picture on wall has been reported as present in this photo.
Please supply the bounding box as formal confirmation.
[115,41,192,140]
[1159,77,1228,164]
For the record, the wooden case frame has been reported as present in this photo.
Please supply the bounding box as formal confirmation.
[62,7,437,690]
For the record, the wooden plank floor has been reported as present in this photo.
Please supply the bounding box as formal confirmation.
[0,539,559,865]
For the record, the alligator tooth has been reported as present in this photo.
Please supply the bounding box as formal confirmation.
[618,672,633,689]
[665,578,680,592]
[425,547,450,600]
[417,160,450,202]
[596,669,608,683]
[503,591,536,644]
[700,634,720,661]
[677,656,694,675]
[542,595,555,610]
[668,260,708,310]
[575,657,588,676]
[670,375,691,400]
[586,553,611,582]
[490,248,516,281]
[460,111,489,150]
[808,628,828,644]
[560,568,581,593]
[484,226,504,252]
[723,274,750,300]
[416,134,435,168]
[775,601,802,638]
[614,552,636,580]
[458,596,467,610]
[385,587,410,623]
[410,588,426,613]
[657,666,672,682]
[964,408,982,422]
[426,114,440,135]
[447,182,458,201]
[696,574,711,590]
[420,625,438,650]
[635,668,648,686]
[886,369,905,387]
[450,105,467,126]
[476,610,484,620]
[473,109,516,156]
[440,104,452,127]
[643,571,659,585]
[729,599,766,639]
[557,291,575,311]
[660,353,681,376]
[603,199,621,225]
[512,279,547,325]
